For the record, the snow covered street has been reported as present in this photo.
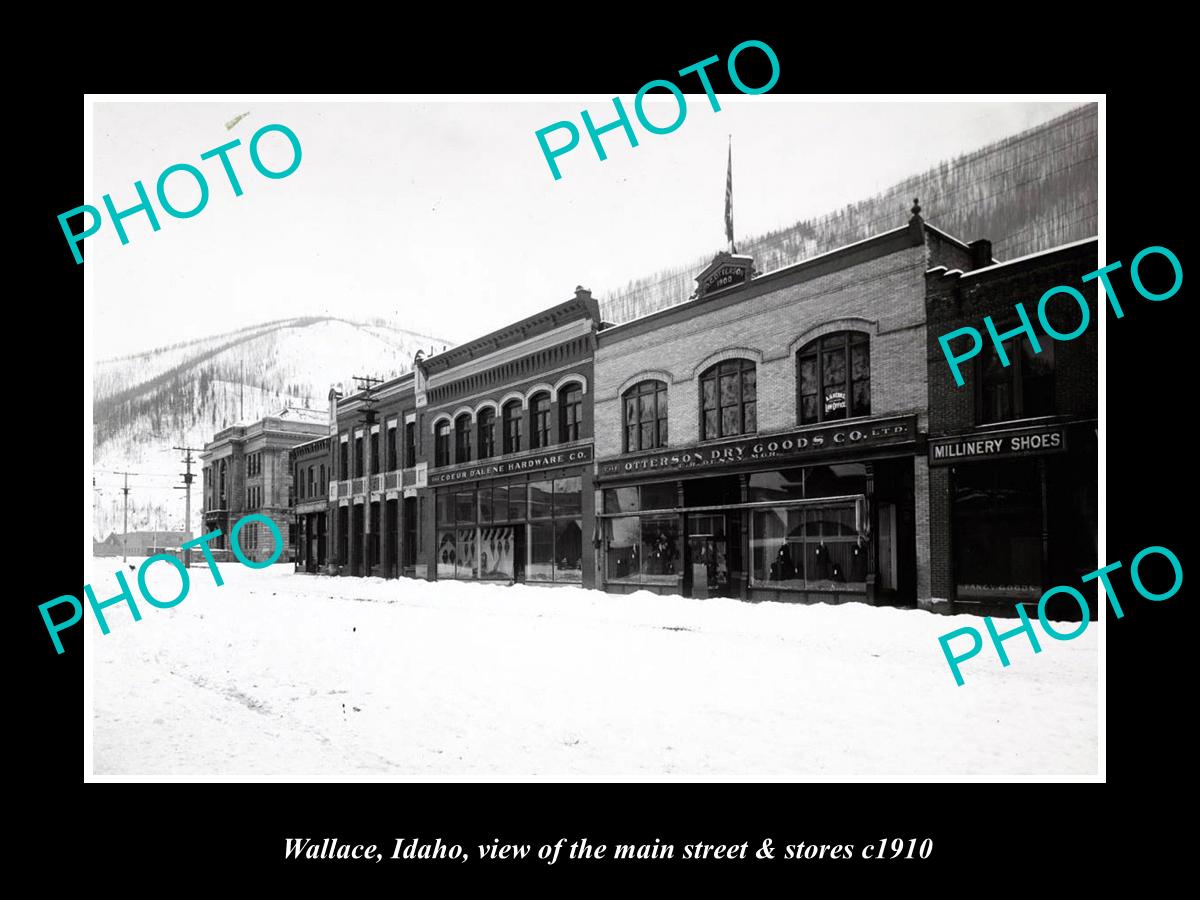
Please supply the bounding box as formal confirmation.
[90,559,1098,777]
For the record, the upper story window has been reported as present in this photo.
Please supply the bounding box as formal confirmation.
[478,408,497,459]
[370,431,380,473]
[559,384,582,443]
[404,422,416,468]
[219,460,227,505]
[354,435,364,478]
[386,425,398,471]
[530,392,552,449]
[339,439,349,480]
[624,380,668,452]
[319,464,326,491]
[980,338,1055,424]
[454,413,473,463]
[503,400,523,454]
[798,331,870,425]
[435,420,451,467]
[700,359,756,440]
[307,465,315,498]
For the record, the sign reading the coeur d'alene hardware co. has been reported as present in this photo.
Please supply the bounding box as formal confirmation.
[429,444,593,485]
[597,414,916,479]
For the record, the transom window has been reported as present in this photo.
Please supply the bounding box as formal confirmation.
[797,331,870,425]
[624,380,669,452]
[700,359,756,440]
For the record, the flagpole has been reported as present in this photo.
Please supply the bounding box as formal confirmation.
[725,135,736,255]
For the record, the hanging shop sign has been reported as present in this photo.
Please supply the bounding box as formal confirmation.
[928,423,1067,466]
[429,444,593,486]
[597,414,916,479]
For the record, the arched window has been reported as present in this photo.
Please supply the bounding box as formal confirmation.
[434,420,451,467]
[502,400,523,454]
[558,383,582,443]
[623,380,668,452]
[454,413,473,463]
[530,392,551,449]
[797,331,870,424]
[477,408,496,459]
[700,359,756,440]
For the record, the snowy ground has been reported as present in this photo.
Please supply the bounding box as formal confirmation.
[89,557,1098,778]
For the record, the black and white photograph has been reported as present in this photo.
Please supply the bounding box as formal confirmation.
[82,93,1101,779]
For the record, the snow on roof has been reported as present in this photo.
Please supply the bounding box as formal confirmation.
[276,406,329,423]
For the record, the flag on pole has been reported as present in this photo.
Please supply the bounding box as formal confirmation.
[725,137,735,252]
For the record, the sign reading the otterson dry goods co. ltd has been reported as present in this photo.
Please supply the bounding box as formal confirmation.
[429,444,593,485]
[928,424,1067,466]
[598,415,916,479]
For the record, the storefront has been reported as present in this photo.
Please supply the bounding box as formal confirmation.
[596,414,920,605]
[430,444,595,587]
[930,420,1097,617]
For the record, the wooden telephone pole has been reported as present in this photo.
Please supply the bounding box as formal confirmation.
[173,446,203,566]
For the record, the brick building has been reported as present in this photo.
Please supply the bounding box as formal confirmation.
[328,375,425,578]
[592,203,987,606]
[418,289,599,588]
[290,431,333,573]
[925,237,1099,617]
[200,408,328,562]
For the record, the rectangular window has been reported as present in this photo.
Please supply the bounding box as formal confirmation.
[553,477,582,518]
[980,338,1055,424]
[529,480,553,518]
[404,422,416,468]
[508,484,526,521]
[370,431,380,473]
[387,425,398,471]
[749,499,867,591]
[355,436,364,478]
[528,521,555,582]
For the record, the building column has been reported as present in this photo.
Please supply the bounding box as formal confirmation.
[914,454,938,612]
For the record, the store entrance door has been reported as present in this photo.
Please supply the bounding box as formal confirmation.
[685,514,732,598]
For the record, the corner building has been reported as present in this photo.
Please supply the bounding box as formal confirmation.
[416,289,599,588]
[592,206,985,606]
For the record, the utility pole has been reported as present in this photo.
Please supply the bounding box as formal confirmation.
[352,375,383,576]
[113,471,137,562]
[173,446,203,567]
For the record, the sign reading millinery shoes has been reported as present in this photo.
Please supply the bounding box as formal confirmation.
[429,444,593,485]
[928,423,1067,466]
[597,414,916,479]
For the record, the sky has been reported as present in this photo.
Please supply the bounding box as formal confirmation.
[90,98,1087,358]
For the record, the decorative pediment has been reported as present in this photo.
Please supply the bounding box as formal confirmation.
[692,252,756,300]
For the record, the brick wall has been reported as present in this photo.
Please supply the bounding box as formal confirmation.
[595,243,932,459]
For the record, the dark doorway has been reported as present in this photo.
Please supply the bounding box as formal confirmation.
[685,514,734,598]
[513,527,527,583]
[403,497,418,575]
[386,498,400,578]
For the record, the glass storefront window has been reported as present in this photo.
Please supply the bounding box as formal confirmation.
[749,499,867,591]
[492,484,508,521]
[641,516,681,585]
[455,490,475,524]
[436,492,452,526]
[479,486,494,524]
[508,484,526,521]
[554,477,582,517]
[478,525,515,580]
[605,517,642,583]
[555,519,584,581]
[436,529,457,578]
[528,521,555,582]
[640,481,677,511]
[456,527,477,579]
[529,480,553,519]
[604,486,639,514]
[953,460,1042,600]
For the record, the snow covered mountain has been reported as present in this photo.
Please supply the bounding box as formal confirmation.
[92,317,451,542]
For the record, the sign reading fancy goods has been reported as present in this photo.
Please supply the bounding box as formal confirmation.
[598,415,916,479]
[429,444,593,485]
